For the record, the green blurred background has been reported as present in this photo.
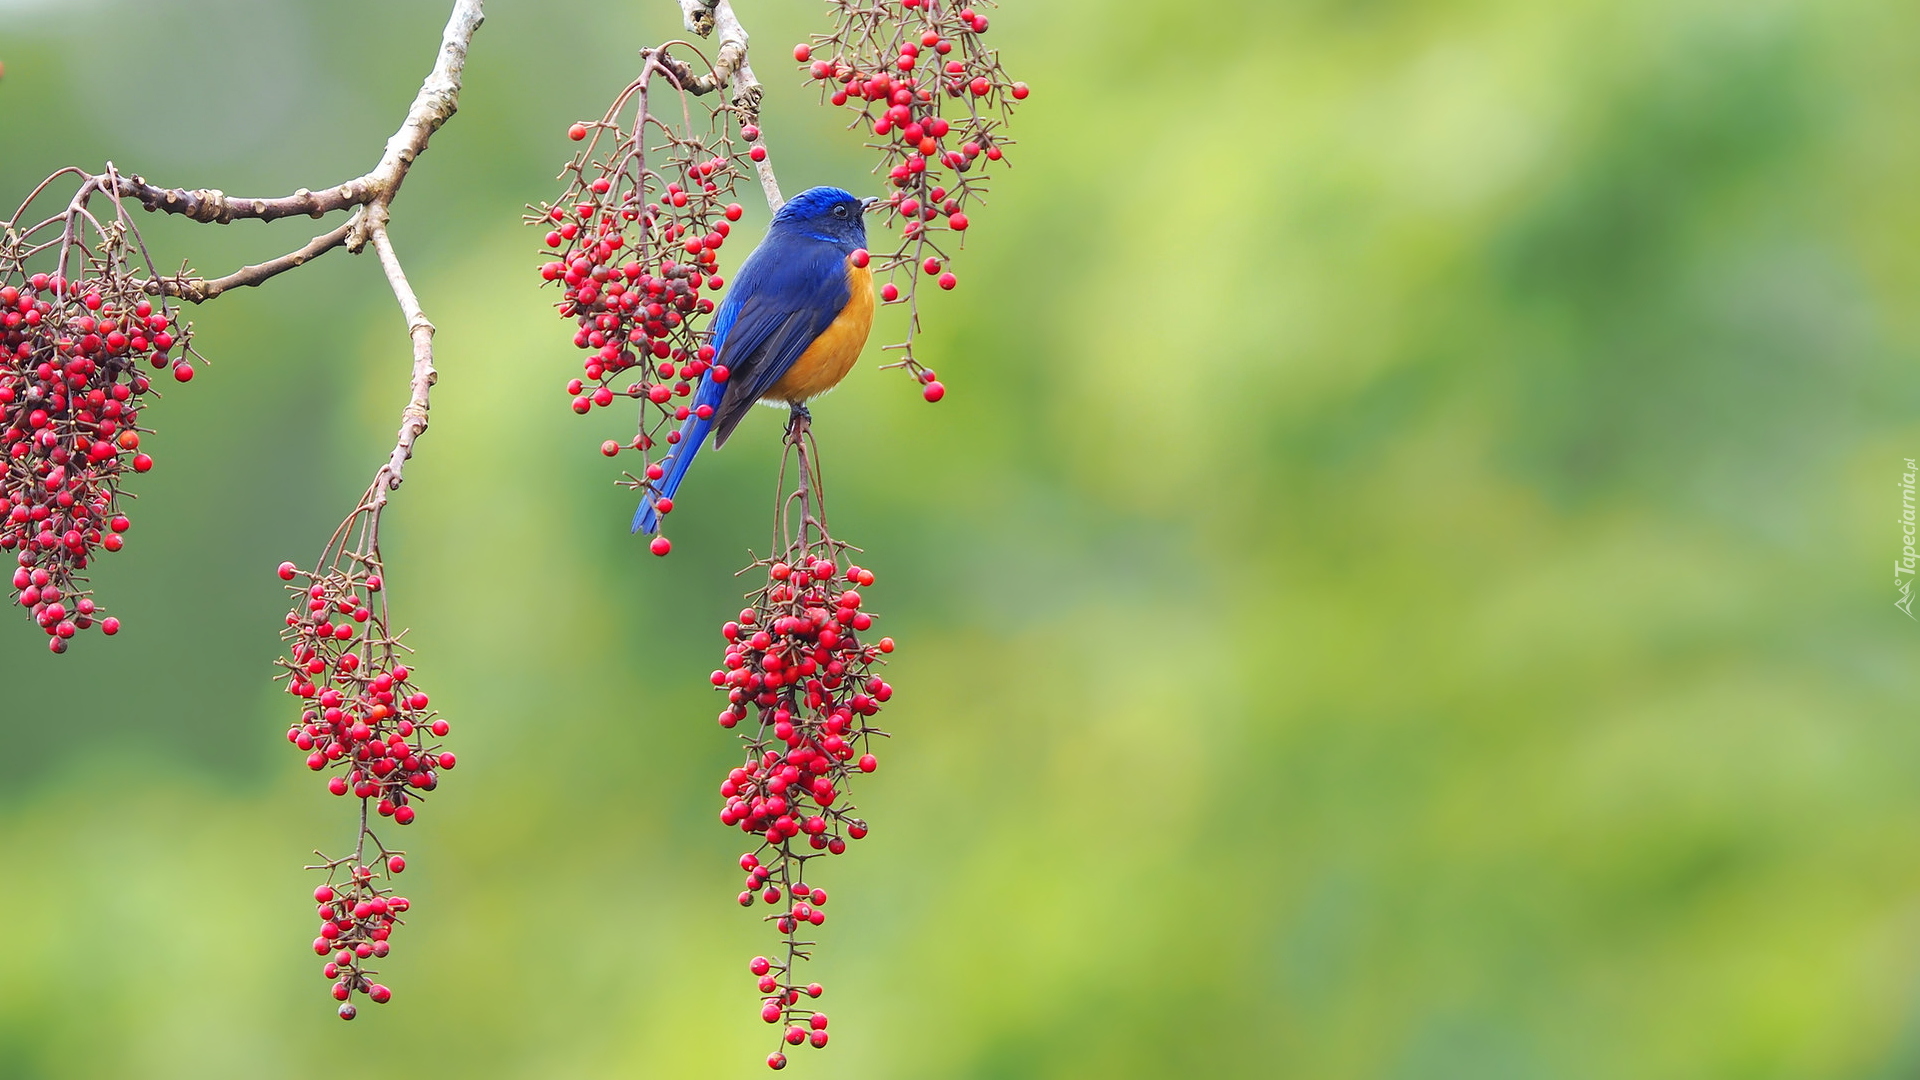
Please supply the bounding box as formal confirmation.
[1,0,1916,1076]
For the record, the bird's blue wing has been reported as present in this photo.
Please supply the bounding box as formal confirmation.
[708,233,851,448]
[632,232,849,533]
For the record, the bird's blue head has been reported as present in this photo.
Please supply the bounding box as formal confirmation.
[769,186,878,250]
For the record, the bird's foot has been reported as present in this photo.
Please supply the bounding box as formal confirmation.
[786,402,812,441]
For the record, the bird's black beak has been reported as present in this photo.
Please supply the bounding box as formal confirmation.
[860,196,883,214]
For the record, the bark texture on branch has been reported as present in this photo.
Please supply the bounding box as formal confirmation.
[678,0,718,36]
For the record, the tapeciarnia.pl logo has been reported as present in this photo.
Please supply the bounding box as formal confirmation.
[1899,457,1917,619]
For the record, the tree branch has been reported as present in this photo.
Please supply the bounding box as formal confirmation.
[671,0,783,212]
[367,225,437,506]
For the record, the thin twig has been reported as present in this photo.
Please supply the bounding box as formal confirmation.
[367,226,437,506]
[143,221,354,303]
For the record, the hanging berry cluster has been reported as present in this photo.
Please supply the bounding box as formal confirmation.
[712,420,897,1070]
[274,498,451,1019]
[7,0,482,1028]
[528,45,759,553]
[1,171,196,651]
[799,0,1027,400]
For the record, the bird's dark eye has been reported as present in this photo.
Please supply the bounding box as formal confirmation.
[832,204,849,218]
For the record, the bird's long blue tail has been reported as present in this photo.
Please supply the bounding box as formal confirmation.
[632,407,712,535]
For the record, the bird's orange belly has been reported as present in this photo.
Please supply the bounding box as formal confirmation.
[769,263,874,403]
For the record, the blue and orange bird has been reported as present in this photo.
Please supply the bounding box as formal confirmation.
[633,186,879,535]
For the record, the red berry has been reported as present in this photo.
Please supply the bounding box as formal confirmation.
[650,536,672,556]
[388,855,406,873]
[277,561,298,580]
[568,123,588,141]
[793,44,811,62]
[100,617,121,635]
[767,1053,787,1070]
[922,381,945,402]
[938,272,957,290]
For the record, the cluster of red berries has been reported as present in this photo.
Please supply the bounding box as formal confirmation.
[311,868,409,1020]
[713,550,896,1068]
[275,555,450,1016]
[530,63,755,551]
[799,0,1026,399]
[0,272,191,651]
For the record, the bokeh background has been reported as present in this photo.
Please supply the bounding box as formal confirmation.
[1,0,1916,1076]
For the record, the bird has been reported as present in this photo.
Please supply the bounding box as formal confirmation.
[633,186,879,535]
